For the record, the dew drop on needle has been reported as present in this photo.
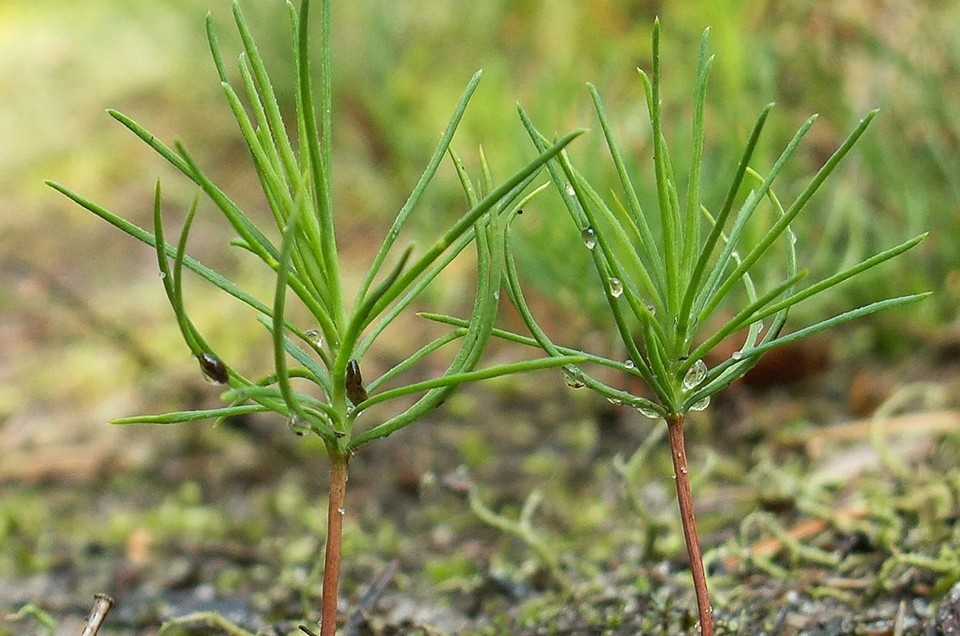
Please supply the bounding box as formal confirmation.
[683,359,707,389]
[581,227,597,249]
[637,405,660,419]
[690,396,711,411]
[609,277,623,298]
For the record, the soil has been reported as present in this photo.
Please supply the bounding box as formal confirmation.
[2,322,960,635]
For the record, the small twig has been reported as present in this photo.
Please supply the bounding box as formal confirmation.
[344,559,400,636]
[80,594,115,636]
[892,599,907,636]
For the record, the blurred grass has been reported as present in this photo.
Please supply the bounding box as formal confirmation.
[317,0,957,342]
[5,0,955,338]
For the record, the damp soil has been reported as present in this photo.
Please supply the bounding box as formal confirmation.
[2,329,960,635]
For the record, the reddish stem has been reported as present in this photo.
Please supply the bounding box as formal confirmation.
[320,451,349,636]
[665,413,713,636]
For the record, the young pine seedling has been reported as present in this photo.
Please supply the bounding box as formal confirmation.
[46,1,583,633]
[434,20,928,635]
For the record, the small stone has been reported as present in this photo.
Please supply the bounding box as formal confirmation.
[935,581,960,634]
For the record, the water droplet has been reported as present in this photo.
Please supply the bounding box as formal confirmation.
[288,414,309,436]
[564,182,576,197]
[637,405,660,419]
[690,396,711,411]
[683,359,707,390]
[680,466,689,474]
[646,303,657,316]
[609,277,623,298]
[624,359,635,369]
[580,227,597,249]
[788,229,798,245]
[732,350,743,360]
[606,397,623,406]
[304,329,322,346]
[493,290,500,300]
[197,352,228,384]
[158,271,167,279]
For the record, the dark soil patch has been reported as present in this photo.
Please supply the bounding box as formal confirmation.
[2,335,960,635]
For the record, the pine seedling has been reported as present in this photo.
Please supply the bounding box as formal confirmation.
[46,1,583,633]
[434,20,928,635]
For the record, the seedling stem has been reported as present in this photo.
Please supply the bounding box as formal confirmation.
[666,413,712,636]
[321,451,348,636]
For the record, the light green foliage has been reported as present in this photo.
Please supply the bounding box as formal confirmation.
[46,0,583,454]
[492,20,927,417]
